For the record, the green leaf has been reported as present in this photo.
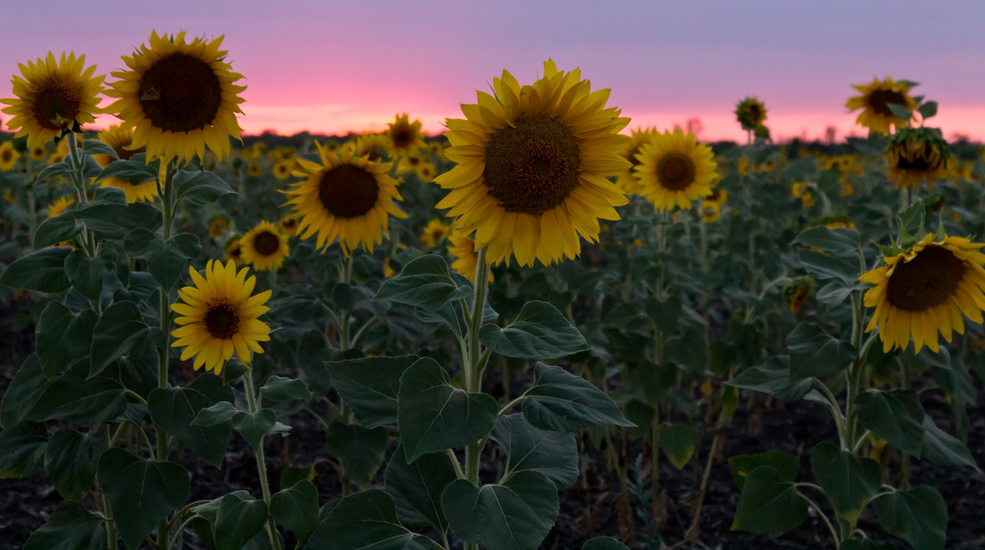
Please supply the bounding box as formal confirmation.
[22,501,107,550]
[786,323,857,382]
[98,448,190,550]
[280,465,314,492]
[235,409,281,450]
[490,413,579,489]
[34,213,81,249]
[887,102,914,121]
[645,294,682,333]
[0,355,47,428]
[660,423,696,469]
[326,355,418,430]
[36,302,98,378]
[259,375,312,402]
[65,249,116,302]
[726,356,812,401]
[873,486,947,550]
[441,470,560,550]
[479,300,589,360]
[27,359,127,428]
[124,229,201,290]
[728,451,799,491]
[856,389,926,456]
[522,363,634,432]
[397,357,498,462]
[0,421,48,479]
[623,399,654,438]
[731,466,807,533]
[270,479,319,543]
[810,441,881,526]
[95,155,158,187]
[35,161,73,185]
[214,492,269,550]
[793,226,861,257]
[798,249,859,285]
[89,301,165,377]
[582,537,630,550]
[71,201,162,242]
[44,429,106,501]
[0,247,72,293]
[174,169,237,206]
[374,254,472,311]
[147,374,234,467]
[306,490,436,550]
[816,281,857,306]
[325,422,388,488]
[83,138,118,158]
[921,416,980,471]
[918,101,938,119]
[384,445,457,532]
[638,361,677,405]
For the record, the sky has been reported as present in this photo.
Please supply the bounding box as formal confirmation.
[2,0,984,142]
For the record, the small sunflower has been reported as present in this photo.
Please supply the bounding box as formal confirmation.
[861,233,985,353]
[420,219,450,248]
[278,214,299,236]
[435,59,631,267]
[846,78,917,135]
[5,188,19,203]
[92,125,158,203]
[29,144,46,162]
[240,221,290,271]
[0,142,20,171]
[704,187,727,208]
[225,236,245,263]
[447,230,493,283]
[387,113,425,156]
[887,127,949,190]
[397,154,423,174]
[246,162,261,178]
[735,97,767,130]
[417,162,436,182]
[48,196,75,217]
[785,277,815,315]
[634,129,717,212]
[801,191,815,208]
[283,144,407,253]
[615,127,658,195]
[170,260,272,374]
[702,204,721,223]
[1,52,104,148]
[104,31,246,163]
[272,160,293,180]
[356,133,391,161]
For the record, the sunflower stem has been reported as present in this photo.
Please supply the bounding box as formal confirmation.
[243,373,283,550]
[25,158,37,247]
[66,131,98,260]
[155,160,176,550]
[340,252,355,350]
[463,247,489,550]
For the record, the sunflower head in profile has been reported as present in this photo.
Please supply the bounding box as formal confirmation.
[272,160,293,180]
[861,231,985,353]
[92,125,158,203]
[225,235,245,263]
[633,129,717,212]
[420,219,450,248]
[435,59,631,267]
[29,144,47,162]
[104,31,246,164]
[846,77,917,135]
[282,144,407,254]
[784,277,815,315]
[387,114,425,156]
[278,214,299,236]
[1,52,104,148]
[0,142,20,171]
[170,260,272,374]
[447,230,493,284]
[615,127,658,195]
[240,221,290,271]
[735,97,767,130]
[887,127,949,190]
[48,196,75,217]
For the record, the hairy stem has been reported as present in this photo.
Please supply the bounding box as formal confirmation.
[243,373,283,550]
[463,247,489,550]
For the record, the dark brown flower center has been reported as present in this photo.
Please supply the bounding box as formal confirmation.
[886,246,964,311]
[229,244,243,260]
[205,302,239,339]
[708,187,724,202]
[894,142,941,173]
[868,89,908,117]
[318,164,380,219]
[281,218,297,230]
[745,103,764,125]
[483,113,580,216]
[32,84,80,130]
[656,153,696,191]
[139,53,223,133]
[391,127,414,149]
[1,150,12,162]
[253,231,280,256]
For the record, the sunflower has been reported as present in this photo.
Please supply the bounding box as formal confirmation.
[29,144,46,162]
[1,52,104,148]
[0,142,20,171]
[801,192,815,208]
[421,219,450,248]
[208,216,230,238]
[387,114,425,156]
[225,235,245,263]
[356,133,390,161]
[785,277,815,315]
[447,230,493,283]
[704,187,727,208]
[887,127,949,190]
[398,154,423,174]
[278,214,299,236]
[735,97,767,130]
[821,216,857,231]
[615,127,658,195]
[245,162,261,178]
[104,31,246,163]
[846,78,917,134]
[240,221,290,271]
[417,162,437,182]
[48,196,75,217]
[5,189,19,203]
[272,160,293,180]
[435,59,631,267]
[791,182,809,198]
[170,260,272,374]
[861,233,985,353]
[283,144,406,253]
[633,129,717,212]
[92,125,158,203]
[702,204,721,223]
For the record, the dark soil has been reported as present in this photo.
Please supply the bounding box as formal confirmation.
[1,298,983,550]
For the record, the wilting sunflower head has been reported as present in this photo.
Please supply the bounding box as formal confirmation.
[1,52,104,148]
[447,230,493,284]
[240,221,290,272]
[104,31,246,164]
[861,232,985,353]
[272,160,294,180]
[633,129,717,213]
[616,127,658,195]
[92,125,158,203]
[225,235,245,263]
[0,142,20,171]
[278,214,299,236]
[887,127,950,190]
[435,59,631,267]
[784,277,815,315]
[387,114,425,156]
[735,97,767,130]
[282,144,407,254]
[420,219,450,248]
[846,77,917,135]
[170,260,272,374]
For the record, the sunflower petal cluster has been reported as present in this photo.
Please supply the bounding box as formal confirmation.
[846,77,917,134]
[92,125,158,203]
[615,127,658,195]
[633,129,717,212]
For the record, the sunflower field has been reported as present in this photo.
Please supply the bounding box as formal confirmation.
[0,33,984,550]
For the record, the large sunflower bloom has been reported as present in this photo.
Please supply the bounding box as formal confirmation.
[387,114,425,157]
[92,125,158,203]
[239,221,290,271]
[104,31,246,163]
[846,78,917,135]
[282,144,406,253]
[170,260,272,374]
[615,127,658,195]
[887,127,949,190]
[633,129,717,212]
[861,233,985,353]
[435,59,631,267]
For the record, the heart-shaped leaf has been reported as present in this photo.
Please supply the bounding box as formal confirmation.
[22,501,107,550]
[490,414,578,489]
[521,363,634,432]
[479,300,588,360]
[326,355,418,430]
[384,444,458,532]
[214,492,268,550]
[731,466,807,533]
[786,323,857,382]
[44,429,106,501]
[872,485,947,550]
[271,479,319,543]
[856,389,925,456]
[810,441,881,526]
[374,254,471,311]
[147,374,234,467]
[305,490,435,550]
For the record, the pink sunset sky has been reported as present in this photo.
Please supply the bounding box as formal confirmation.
[3,0,984,142]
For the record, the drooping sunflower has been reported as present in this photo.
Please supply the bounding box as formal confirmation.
[1,52,104,148]
[92,125,158,203]
[615,127,658,195]
[846,78,917,135]
[785,277,815,315]
[0,142,20,171]
[272,160,293,180]
[447,230,493,283]
[170,260,272,374]
[225,236,245,264]
[278,214,299,236]
[48,196,75,217]
[633,129,717,212]
[29,144,47,162]
[435,59,631,267]
[420,219,450,248]
[387,114,425,156]
[735,97,767,130]
[239,221,290,271]
[104,31,246,163]
[283,144,407,253]
[861,233,985,353]
[887,127,949,190]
